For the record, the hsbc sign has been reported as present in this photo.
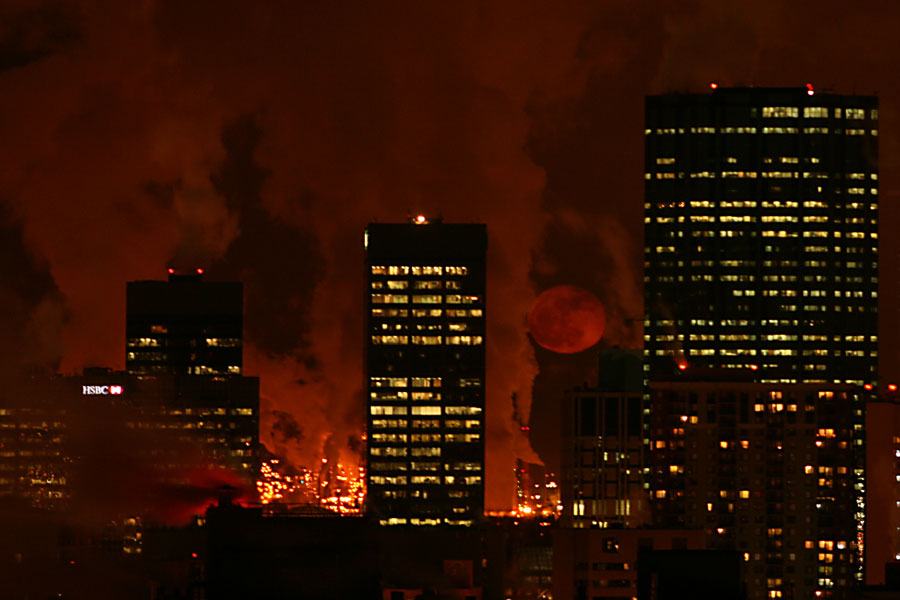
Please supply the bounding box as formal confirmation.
[82,385,124,395]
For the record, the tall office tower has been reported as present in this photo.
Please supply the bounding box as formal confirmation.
[644,87,878,384]
[126,270,243,376]
[365,217,486,527]
[560,350,650,528]
[650,378,864,600]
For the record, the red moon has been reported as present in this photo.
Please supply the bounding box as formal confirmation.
[527,285,606,354]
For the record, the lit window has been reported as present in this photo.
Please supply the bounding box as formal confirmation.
[370,406,408,416]
[372,294,408,304]
[762,106,798,118]
[371,335,408,345]
[803,107,828,118]
[446,335,483,345]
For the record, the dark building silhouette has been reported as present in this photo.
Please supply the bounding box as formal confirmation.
[553,527,706,600]
[864,395,900,585]
[636,549,745,600]
[126,271,243,376]
[644,87,878,385]
[365,217,486,526]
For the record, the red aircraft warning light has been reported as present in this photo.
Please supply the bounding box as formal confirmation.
[710,82,718,90]
[167,267,175,275]
[678,363,688,371]
[749,364,759,371]
[196,268,204,275]
[864,383,874,391]
[806,83,815,96]
[889,384,898,392]
[415,214,427,224]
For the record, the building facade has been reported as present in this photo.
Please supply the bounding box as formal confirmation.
[561,350,651,528]
[649,379,864,600]
[126,271,243,376]
[365,218,486,526]
[644,87,878,384]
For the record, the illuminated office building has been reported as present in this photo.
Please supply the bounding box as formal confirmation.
[126,270,243,376]
[365,217,486,526]
[644,87,878,384]
[650,378,863,600]
[0,370,259,508]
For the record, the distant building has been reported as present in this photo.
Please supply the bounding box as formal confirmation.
[0,371,259,509]
[865,395,900,585]
[644,87,878,385]
[126,270,243,376]
[649,377,864,600]
[365,217,487,527]
[561,350,650,528]
[553,527,706,600]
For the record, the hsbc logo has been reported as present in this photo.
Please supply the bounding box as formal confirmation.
[82,385,124,395]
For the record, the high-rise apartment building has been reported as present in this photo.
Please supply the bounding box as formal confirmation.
[365,217,486,526]
[644,87,878,385]
[126,271,243,376]
[649,378,864,600]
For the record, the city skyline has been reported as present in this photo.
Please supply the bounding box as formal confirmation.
[2,2,900,514]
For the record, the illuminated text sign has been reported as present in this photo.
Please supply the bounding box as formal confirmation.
[82,385,124,395]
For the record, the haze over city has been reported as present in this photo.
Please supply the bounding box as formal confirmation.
[2,3,900,598]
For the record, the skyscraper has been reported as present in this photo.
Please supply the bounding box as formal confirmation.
[365,217,486,526]
[644,86,878,385]
[126,270,243,376]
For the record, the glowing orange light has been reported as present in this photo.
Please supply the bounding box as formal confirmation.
[710,82,718,90]
[196,268,204,275]
[415,214,426,223]
[864,384,873,390]
[891,384,898,392]
[750,364,758,371]
[678,363,688,371]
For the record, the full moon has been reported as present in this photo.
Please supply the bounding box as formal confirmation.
[527,285,607,354]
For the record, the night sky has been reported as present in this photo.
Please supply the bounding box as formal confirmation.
[1,1,898,509]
